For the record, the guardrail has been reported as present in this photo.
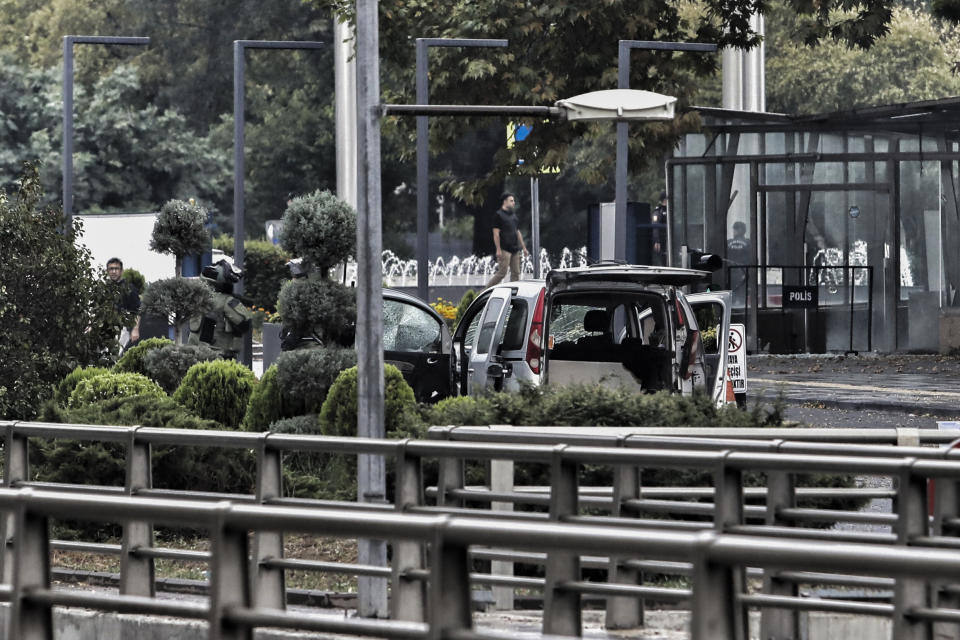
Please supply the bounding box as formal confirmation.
[4,488,960,640]
[5,421,960,639]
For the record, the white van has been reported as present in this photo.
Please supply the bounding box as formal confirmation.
[452,264,739,406]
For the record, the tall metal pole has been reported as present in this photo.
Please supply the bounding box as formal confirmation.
[614,41,716,262]
[62,36,149,225]
[232,40,323,366]
[415,38,507,301]
[335,20,358,208]
[355,0,388,618]
[531,176,541,278]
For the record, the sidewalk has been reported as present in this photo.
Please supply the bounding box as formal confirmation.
[747,354,960,417]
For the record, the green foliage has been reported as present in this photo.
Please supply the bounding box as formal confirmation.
[421,394,497,427]
[114,337,174,376]
[0,167,122,419]
[767,6,960,114]
[141,278,213,343]
[239,239,289,312]
[40,393,220,431]
[454,289,477,327]
[122,268,146,294]
[279,190,356,272]
[242,347,356,431]
[68,372,166,408]
[320,365,422,439]
[242,365,282,432]
[276,278,356,345]
[143,343,221,394]
[269,414,322,434]
[53,366,112,407]
[151,199,211,259]
[173,360,257,428]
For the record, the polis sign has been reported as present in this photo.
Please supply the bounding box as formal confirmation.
[782,285,819,309]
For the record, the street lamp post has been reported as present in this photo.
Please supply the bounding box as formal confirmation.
[63,36,150,226]
[232,40,323,366]
[415,38,508,302]
[615,41,717,262]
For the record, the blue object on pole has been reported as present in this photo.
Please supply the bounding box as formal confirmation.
[515,124,532,141]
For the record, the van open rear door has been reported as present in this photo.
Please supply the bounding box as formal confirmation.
[466,287,513,395]
[686,291,734,406]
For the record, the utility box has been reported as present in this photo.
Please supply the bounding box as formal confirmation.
[940,307,960,354]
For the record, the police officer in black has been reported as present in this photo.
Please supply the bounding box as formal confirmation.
[188,260,253,360]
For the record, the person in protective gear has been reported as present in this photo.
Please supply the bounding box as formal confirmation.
[188,259,253,360]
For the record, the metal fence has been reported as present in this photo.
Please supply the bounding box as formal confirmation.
[4,420,960,639]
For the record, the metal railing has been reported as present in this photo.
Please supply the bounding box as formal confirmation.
[4,420,960,639]
[3,488,960,639]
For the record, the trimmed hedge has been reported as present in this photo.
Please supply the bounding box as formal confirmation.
[54,366,112,407]
[68,372,166,408]
[319,365,421,439]
[276,278,356,346]
[143,343,221,393]
[114,337,174,376]
[173,360,257,428]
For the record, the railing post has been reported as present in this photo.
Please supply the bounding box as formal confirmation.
[713,452,747,640]
[121,426,154,597]
[0,422,28,584]
[933,447,960,640]
[429,517,472,640]
[9,489,52,640]
[437,443,464,508]
[893,460,933,640]
[251,433,285,610]
[209,502,253,640]
[544,445,581,636]
[606,436,643,629]
[691,531,737,640]
[392,440,427,621]
[760,450,799,639]
[489,457,515,611]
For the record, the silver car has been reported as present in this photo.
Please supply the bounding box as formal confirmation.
[452,264,739,406]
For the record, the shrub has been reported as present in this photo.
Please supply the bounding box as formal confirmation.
[241,347,356,432]
[68,372,166,408]
[242,364,282,431]
[114,337,174,375]
[279,190,356,273]
[122,268,146,294]
[269,414,322,434]
[173,360,257,427]
[0,165,122,419]
[421,395,496,427]
[320,365,422,439]
[54,366,112,407]
[276,278,356,345]
[454,289,477,327]
[143,343,221,393]
[141,278,213,345]
[150,199,210,277]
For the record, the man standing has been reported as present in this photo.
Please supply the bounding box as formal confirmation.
[106,257,140,350]
[486,192,528,287]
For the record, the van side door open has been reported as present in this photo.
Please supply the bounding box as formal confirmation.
[686,291,733,406]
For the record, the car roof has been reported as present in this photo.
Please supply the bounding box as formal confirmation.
[546,264,711,288]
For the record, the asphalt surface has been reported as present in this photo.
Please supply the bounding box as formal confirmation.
[748,353,960,428]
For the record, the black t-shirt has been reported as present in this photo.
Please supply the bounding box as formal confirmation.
[493,208,520,252]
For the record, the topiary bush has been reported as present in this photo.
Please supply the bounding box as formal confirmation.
[454,289,477,327]
[420,395,497,427]
[242,364,282,431]
[114,337,174,376]
[122,268,146,295]
[276,278,356,346]
[211,235,288,313]
[319,365,422,439]
[279,190,356,273]
[143,343,221,393]
[68,372,166,408]
[241,348,356,432]
[150,199,210,277]
[141,278,213,345]
[54,366,112,407]
[173,360,257,428]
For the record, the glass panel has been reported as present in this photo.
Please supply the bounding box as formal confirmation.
[475,297,504,355]
[383,299,442,353]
